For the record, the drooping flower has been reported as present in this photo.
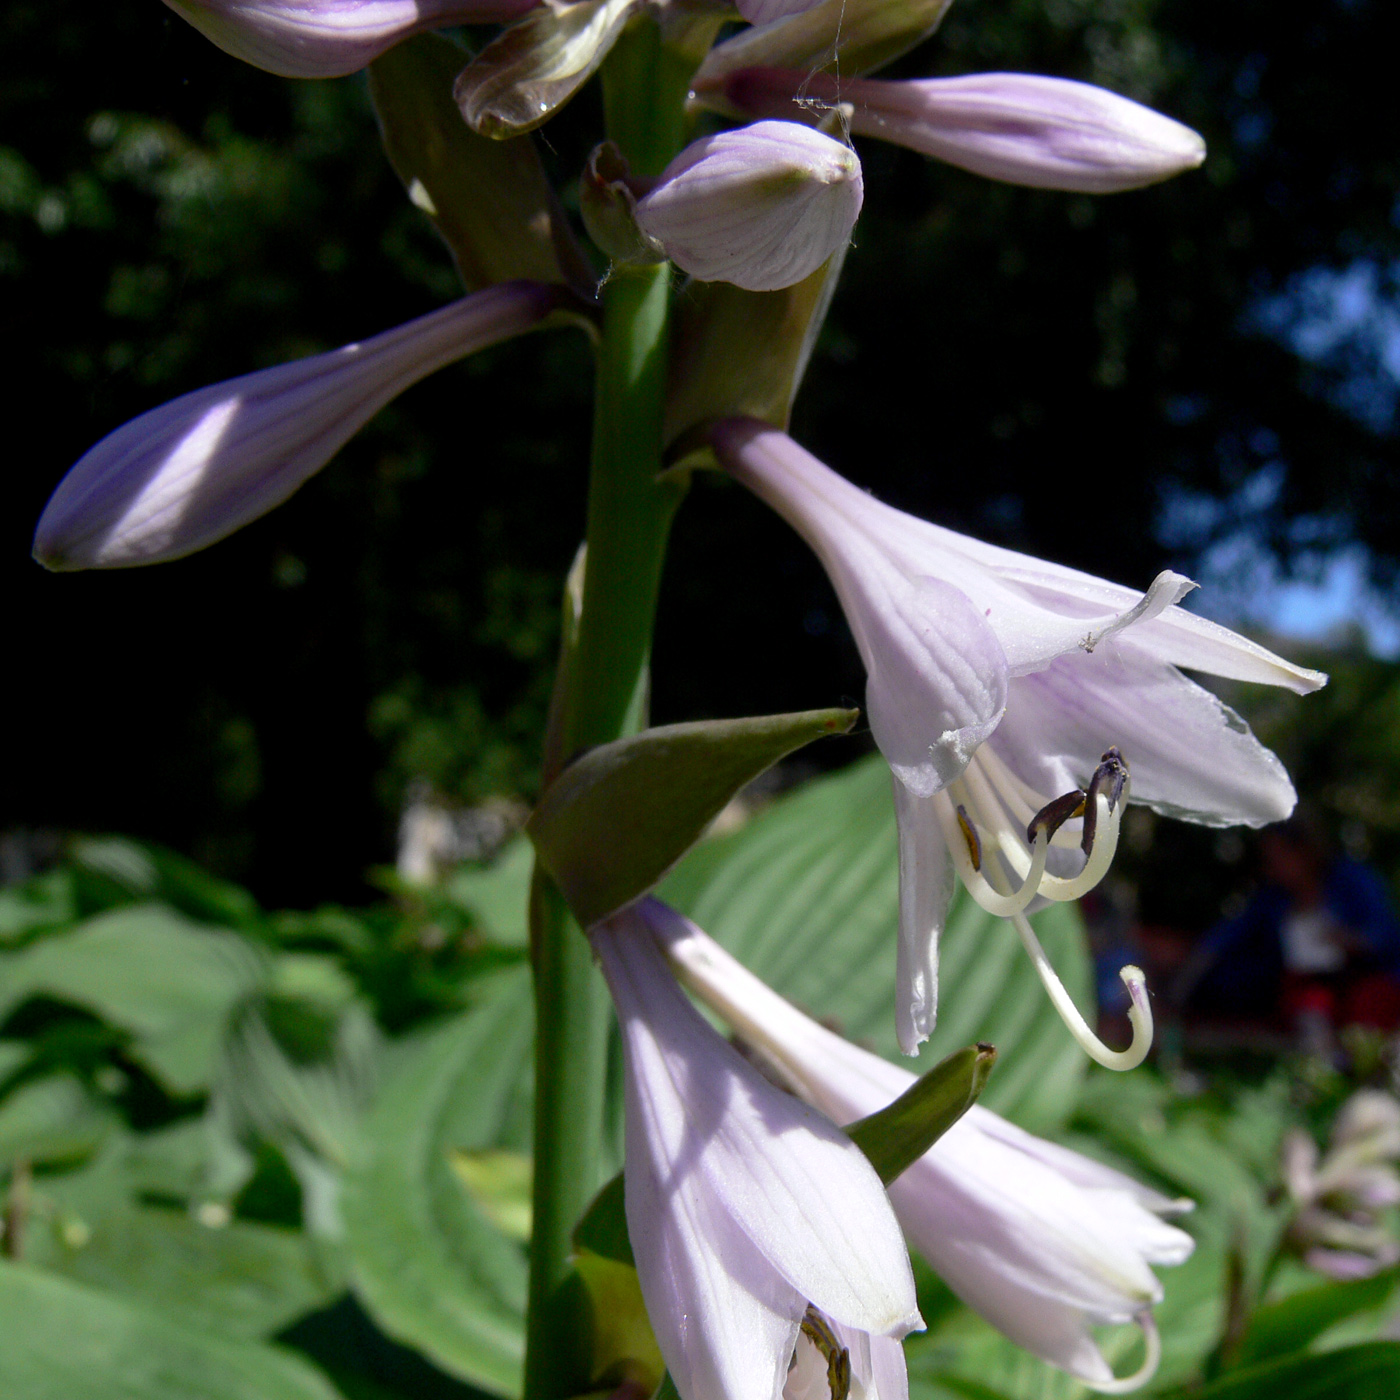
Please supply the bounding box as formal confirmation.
[591,908,923,1400]
[34,281,562,570]
[164,0,539,79]
[650,899,1195,1393]
[702,69,1206,194]
[634,122,863,292]
[710,419,1326,1059]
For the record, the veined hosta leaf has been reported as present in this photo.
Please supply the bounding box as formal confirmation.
[528,708,858,929]
[342,968,533,1397]
[1168,1342,1400,1400]
[0,904,265,1095]
[659,752,1091,1132]
[0,1260,345,1400]
[24,1140,337,1341]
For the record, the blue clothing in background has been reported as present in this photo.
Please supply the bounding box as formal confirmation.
[1192,859,1400,1016]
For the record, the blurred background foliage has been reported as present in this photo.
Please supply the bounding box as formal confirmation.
[2,764,1398,1400]
[5,0,1399,904]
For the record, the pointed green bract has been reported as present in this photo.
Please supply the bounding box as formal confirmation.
[455,0,638,139]
[665,247,846,455]
[573,1170,632,1266]
[369,33,585,294]
[527,707,858,928]
[847,1044,996,1185]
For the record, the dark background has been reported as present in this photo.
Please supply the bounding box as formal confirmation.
[4,0,1398,907]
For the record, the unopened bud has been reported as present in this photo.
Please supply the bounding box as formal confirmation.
[164,0,538,79]
[634,121,862,292]
[33,283,561,569]
[717,68,1206,193]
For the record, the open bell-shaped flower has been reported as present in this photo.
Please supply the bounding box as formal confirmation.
[591,908,922,1400]
[34,281,562,569]
[651,900,1195,1394]
[704,69,1205,194]
[710,418,1326,1061]
[164,0,540,79]
[634,122,863,292]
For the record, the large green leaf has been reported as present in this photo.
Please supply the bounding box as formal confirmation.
[69,837,263,931]
[442,837,534,948]
[0,1073,115,1165]
[1233,1268,1400,1369]
[0,1259,344,1400]
[341,969,533,1397]
[1167,1341,1400,1400]
[660,754,1092,1131]
[529,709,858,929]
[25,1141,337,1341]
[0,905,265,1094]
[0,868,76,944]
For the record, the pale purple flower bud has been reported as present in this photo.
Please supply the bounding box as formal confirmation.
[653,903,1195,1393]
[1282,1091,1400,1279]
[710,419,1325,1057]
[164,0,538,79]
[34,282,560,570]
[591,909,922,1400]
[716,68,1206,193]
[634,122,862,292]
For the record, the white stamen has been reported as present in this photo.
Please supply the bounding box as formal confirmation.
[975,745,1086,850]
[1034,791,1124,902]
[1012,911,1153,1071]
[935,791,1050,917]
[1084,1312,1162,1394]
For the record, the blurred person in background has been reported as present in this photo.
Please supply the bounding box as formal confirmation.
[1174,810,1400,1057]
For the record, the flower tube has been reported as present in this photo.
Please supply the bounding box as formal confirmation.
[164,0,539,79]
[705,69,1206,193]
[34,281,562,570]
[648,899,1194,1393]
[591,908,922,1400]
[710,418,1326,1059]
[634,122,863,292]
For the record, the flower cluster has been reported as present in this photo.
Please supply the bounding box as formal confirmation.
[1283,1090,1400,1279]
[32,6,1326,1400]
